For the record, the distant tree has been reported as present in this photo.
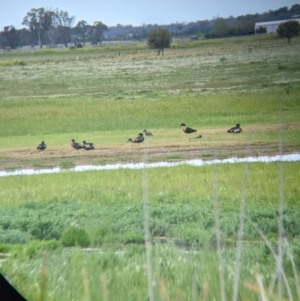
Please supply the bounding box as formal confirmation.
[75,20,88,46]
[210,18,229,37]
[46,11,60,47]
[22,8,53,48]
[234,15,256,35]
[290,4,300,15]
[255,26,267,34]
[18,28,31,47]
[90,21,108,45]
[197,20,211,35]
[54,9,75,47]
[139,24,148,39]
[1,26,19,49]
[46,27,59,47]
[176,22,183,35]
[277,20,300,43]
[147,28,172,55]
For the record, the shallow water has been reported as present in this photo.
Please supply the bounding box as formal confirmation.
[0,153,299,178]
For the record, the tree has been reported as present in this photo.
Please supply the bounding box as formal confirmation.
[54,9,75,47]
[22,8,53,48]
[210,18,230,37]
[290,4,300,15]
[1,26,19,49]
[147,28,172,55]
[255,26,267,34]
[75,20,88,46]
[90,21,108,45]
[138,24,148,40]
[46,10,60,47]
[18,28,32,47]
[277,20,300,43]
[176,22,183,35]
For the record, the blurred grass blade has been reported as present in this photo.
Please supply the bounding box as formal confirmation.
[212,165,226,301]
[142,140,154,301]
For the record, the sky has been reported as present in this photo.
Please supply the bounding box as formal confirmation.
[1,0,298,29]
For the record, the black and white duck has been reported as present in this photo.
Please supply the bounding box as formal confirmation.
[37,141,47,151]
[227,124,242,133]
[82,141,95,150]
[181,123,197,134]
[127,133,144,143]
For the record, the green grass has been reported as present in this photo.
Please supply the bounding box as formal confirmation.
[0,162,299,206]
[0,162,300,300]
[0,35,300,301]
[0,91,299,141]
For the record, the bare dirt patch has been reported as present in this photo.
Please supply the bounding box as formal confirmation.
[1,141,299,172]
[1,123,299,171]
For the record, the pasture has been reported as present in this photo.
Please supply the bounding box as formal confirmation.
[0,34,300,301]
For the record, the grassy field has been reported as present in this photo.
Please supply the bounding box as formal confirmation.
[1,162,300,300]
[0,34,300,301]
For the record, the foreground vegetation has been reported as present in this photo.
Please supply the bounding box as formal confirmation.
[0,35,300,300]
[1,162,300,300]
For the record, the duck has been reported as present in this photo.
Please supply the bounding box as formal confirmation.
[143,129,153,136]
[227,124,242,133]
[71,139,83,150]
[82,140,95,150]
[134,133,144,143]
[127,133,144,143]
[181,123,197,134]
[37,141,47,151]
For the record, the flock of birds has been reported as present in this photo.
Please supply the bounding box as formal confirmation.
[127,129,153,143]
[36,124,242,151]
[37,139,95,151]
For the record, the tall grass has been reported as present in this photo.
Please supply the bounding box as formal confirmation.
[1,161,300,300]
[0,162,299,206]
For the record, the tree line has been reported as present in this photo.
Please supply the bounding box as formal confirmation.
[1,8,108,50]
[1,4,300,50]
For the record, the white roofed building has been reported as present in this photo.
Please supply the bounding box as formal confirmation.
[255,18,300,34]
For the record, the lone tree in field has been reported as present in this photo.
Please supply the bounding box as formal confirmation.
[147,28,172,55]
[277,20,300,44]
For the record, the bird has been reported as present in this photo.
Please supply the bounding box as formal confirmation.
[143,129,153,136]
[134,133,144,143]
[181,123,197,134]
[82,141,95,150]
[227,124,242,133]
[71,139,83,150]
[127,133,144,143]
[37,141,47,150]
